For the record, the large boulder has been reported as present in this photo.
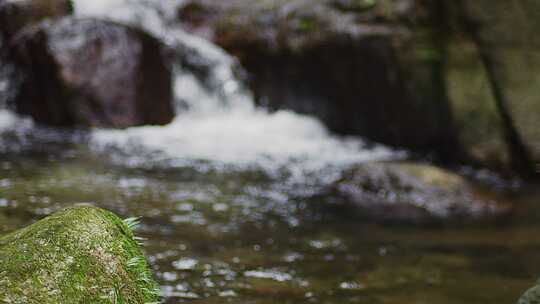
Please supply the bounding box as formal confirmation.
[316,162,511,223]
[8,17,174,128]
[0,206,160,303]
[0,0,72,109]
[177,0,461,158]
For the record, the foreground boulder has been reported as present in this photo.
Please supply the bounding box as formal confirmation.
[0,206,159,303]
[318,162,510,223]
[178,0,461,158]
[9,17,174,128]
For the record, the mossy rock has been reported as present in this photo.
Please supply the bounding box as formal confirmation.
[395,162,466,190]
[0,205,160,303]
[518,282,540,304]
[321,161,511,223]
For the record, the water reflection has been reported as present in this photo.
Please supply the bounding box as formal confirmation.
[0,150,539,303]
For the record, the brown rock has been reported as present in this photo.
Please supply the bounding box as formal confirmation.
[9,17,174,128]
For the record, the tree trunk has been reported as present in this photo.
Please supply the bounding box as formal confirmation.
[454,0,537,178]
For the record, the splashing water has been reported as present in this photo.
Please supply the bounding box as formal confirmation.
[0,0,403,172]
[72,0,402,170]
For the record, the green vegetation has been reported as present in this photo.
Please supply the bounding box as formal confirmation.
[0,206,159,303]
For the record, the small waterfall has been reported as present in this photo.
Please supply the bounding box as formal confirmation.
[74,0,255,113]
[1,0,403,170]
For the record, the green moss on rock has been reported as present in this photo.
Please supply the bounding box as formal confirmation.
[323,161,511,223]
[518,281,540,304]
[0,206,159,304]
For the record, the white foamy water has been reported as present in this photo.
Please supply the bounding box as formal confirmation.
[94,106,398,168]
[0,110,23,130]
[0,0,403,169]
[244,269,294,282]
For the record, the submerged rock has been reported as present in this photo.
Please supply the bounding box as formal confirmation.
[0,205,159,303]
[9,17,174,128]
[319,162,510,223]
[178,0,460,158]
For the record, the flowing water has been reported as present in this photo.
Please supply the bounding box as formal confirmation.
[1,1,540,303]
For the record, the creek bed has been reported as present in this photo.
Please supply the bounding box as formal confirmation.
[0,145,538,304]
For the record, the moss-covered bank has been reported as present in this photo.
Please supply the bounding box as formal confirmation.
[0,205,159,303]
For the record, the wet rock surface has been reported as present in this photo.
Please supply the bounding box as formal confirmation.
[8,17,174,128]
[178,0,460,157]
[0,0,72,105]
[318,162,511,223]
[0,205,159,303]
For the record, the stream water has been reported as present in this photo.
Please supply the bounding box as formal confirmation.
[0,0,539,303]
